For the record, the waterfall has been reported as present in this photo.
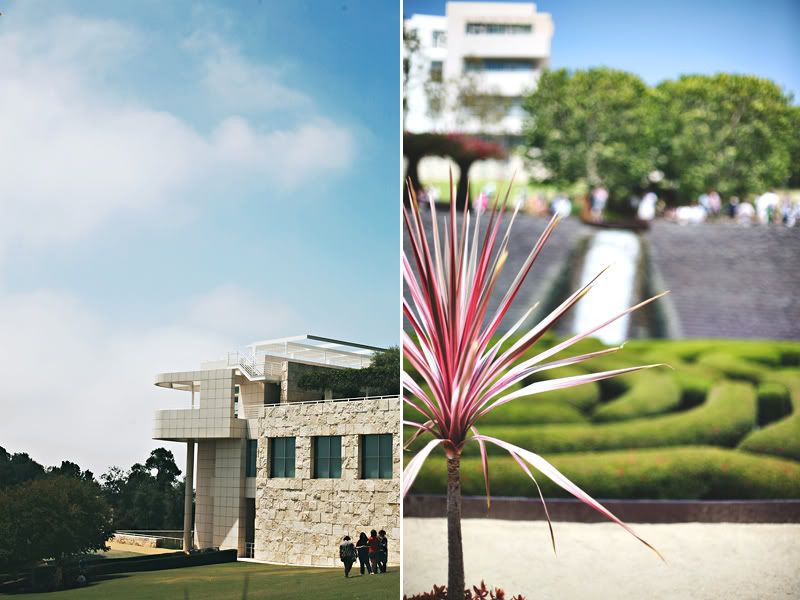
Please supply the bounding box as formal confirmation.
[571,230,641,345]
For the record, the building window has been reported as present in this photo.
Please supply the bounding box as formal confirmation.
[234,384,240,417]
[313,436,342,479]
[270,437,296,478]
[430,60,443,83]
[464,58,537,73]
[361,434,393,479]
[432,30,447,48]
[466,22,532,35]
[246,439,258,477]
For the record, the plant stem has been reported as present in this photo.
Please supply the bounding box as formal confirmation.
[447,455,464,598]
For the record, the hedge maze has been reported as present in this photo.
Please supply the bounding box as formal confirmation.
[405,338,800,499]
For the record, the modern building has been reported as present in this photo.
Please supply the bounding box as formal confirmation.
[404,2,554,184]
[404,2,554,136]
[152,335,400,567]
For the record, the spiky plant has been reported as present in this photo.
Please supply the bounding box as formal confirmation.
[402,180,666,595]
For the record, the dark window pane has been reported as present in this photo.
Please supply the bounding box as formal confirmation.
[316,437,329,459]
[365,435,378,457]
[331,436,341,458]
[364,457,379,479]
[286,458,295,477]
[361,434,393,479]
[380,455,392,479]
[379,434,392,456]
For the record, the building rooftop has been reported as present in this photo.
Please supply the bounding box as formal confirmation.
[248,335,384,369]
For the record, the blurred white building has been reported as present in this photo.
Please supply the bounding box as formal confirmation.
[404,2,554,136]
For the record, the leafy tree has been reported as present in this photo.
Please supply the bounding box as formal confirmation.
[523,68,658,213]
[0,476,113,587]
[654,74,796,202]
[297,346,400,398]
[453,74,514,131]
[145,447,181,489]
[49,460,94,482]
[0,446,46,489]
[101,448,184,531]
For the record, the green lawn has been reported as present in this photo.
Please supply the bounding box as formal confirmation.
[18,562,400,600]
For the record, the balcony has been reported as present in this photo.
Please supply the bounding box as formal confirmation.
[457,32,550,60]
[153,408,247,441]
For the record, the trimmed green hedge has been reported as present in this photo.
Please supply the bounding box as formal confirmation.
[477,396,587,425]
[409,446,800,499]
[592,371,681,422]
[454,382,757,455]
[755,382,792,426]
[696,353,765,383]
[739,371,800,461]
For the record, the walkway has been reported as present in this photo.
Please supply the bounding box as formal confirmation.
[403,518,800,599]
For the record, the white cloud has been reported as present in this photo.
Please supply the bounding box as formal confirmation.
[0,15,355,260]
[185,30,313,113]
[0,285,301,475]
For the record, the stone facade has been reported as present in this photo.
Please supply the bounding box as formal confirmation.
[254,397,400,567]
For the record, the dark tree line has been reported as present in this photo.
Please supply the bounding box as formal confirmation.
[0,445,187,582]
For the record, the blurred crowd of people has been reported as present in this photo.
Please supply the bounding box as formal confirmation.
[667,189,799,227]
[415,182,799,228]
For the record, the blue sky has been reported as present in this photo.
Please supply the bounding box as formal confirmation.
[406,0,800,102]
[0,0,399,473]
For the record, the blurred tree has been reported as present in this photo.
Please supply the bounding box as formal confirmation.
[523,68,659,214]
[653,74,796,201]
[453,74,514,131]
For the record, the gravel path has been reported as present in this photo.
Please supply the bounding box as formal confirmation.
[403,518,800,599]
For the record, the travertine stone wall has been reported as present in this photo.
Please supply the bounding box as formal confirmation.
[254,397,400,567]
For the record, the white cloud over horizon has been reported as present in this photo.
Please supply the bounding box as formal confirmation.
[0,13,355,262]
[0,283,303,475]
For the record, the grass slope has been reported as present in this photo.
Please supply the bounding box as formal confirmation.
[18,562,400,600]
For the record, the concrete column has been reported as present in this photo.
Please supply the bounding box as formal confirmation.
[183,440,195,553]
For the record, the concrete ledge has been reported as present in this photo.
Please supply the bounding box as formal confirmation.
[405,494,800,523]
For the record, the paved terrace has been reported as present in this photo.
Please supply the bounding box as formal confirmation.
[648,221,800,339]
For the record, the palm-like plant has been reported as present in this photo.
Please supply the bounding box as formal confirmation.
[402,181,666,595]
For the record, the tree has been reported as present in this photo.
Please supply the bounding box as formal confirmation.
[653,74,797,202]
[0,446,46,490]
[453,74,514,131]
[50,460,94,482]
[0,476,113,588]
[297,347,400,398]
[101,448,184,531]
[523,68,658,213]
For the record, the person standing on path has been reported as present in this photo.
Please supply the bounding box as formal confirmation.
[355,532,372,575]
[339,535,357,577]
[367,529,380,574]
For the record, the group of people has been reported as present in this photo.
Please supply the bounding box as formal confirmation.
[338,529,389,577]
